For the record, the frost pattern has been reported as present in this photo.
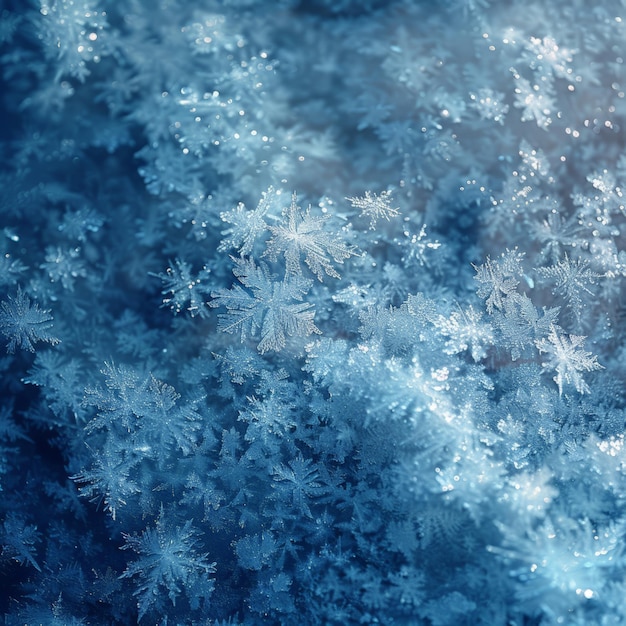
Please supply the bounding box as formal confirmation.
[2,1,626,624]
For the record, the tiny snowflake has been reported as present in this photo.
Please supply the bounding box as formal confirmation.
[468,88,509,125]
[511,71,555,129]
[400,224,442,268]
[153,258,212,318]
[347,190,400,229]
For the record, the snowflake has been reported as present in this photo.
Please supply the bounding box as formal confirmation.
[523,36,576,83]
[535,325,603,395]
[152,258,212,318]
[496,294,560,361]
[535,254,599,321]
[219,187,279,256]
[121,510,216,620]
[272,455,328,517]
[531,210,584,264]
[40,246,86,291]
[347,190,401,230]
[400,224,442,268]
[265,192,355,281]
[210,257,321,353]
[0,287,60,353]
[468,88,509,125]
[38,0,108,82]
[435,304,494,362]
[511,71,555,129]
[72,446,140,521]
[473,249,524,314]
